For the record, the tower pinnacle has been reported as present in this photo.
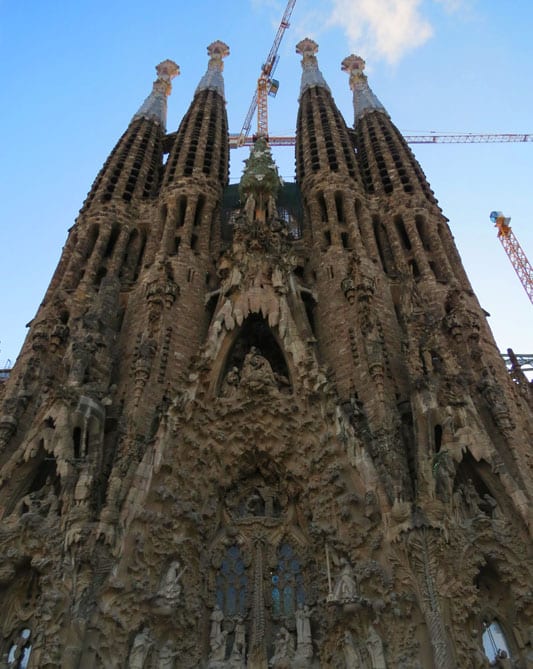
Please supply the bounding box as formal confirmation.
[132,59,180,128]
[195,40,230,96]
[296,38,331,97]
[341,54,386,124]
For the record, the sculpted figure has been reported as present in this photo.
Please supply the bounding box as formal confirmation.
[241,346,277,390]
[270,627,295,668]
[296,604,312,646]
[210,629,228,663]
[227,617,246,666]
[367,626,386,669]
[156,560,185,607]
[333,560,358,602]
[342,631,362,669]
[158,640,178,669]
[128,628,152,669]
[210,605,224,644]
[221,366,240,397]
[295,604,313,659]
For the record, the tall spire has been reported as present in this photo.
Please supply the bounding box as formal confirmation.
[296,38,331,97]
[132,59,180,129]
[195,40,230,97]
[341,55,386,125]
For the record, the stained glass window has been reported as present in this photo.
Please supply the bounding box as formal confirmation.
[482,620,512,663]
[216,545,247,616]
[271,543,305,617]
[7,628,32,669]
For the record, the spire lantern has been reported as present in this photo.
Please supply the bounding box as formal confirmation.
[296,38,330,97]
[341,54,386,125]
[195,40,230,96]
[132,59,180,128]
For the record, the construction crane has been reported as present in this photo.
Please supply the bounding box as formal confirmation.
[490,211,533,306]
[236,0,296,147]
[229,132,533,149]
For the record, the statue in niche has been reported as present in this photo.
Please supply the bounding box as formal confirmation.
[240,346,277,391]
[295,604,313,659]
[462,478,483,517]
[18,476,58,519]
[434,450,456,503]
[221,366,240,397]
[128,628,152,669]
[157,640,178,669]
[244,489,266,517]
[227,617,246,667]
[154,560,185,611]
[209,606,228,664]
[210,605,224,645]
[342,631,362,669]
[367,626,386,669]
[270,627,295,668]
[209,629,228,664]
[332,560,358,602]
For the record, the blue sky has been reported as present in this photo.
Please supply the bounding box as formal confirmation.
[0,0,532,365]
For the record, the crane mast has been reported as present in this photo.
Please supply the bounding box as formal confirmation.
[490,211,533,306]
[237,0,296,146]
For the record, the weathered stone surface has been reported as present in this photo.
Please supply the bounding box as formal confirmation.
[0,42,531,669]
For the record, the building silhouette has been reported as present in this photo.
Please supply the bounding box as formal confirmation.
[0,39,532,668]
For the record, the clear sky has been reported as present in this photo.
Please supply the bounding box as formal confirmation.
[0,0,532,367]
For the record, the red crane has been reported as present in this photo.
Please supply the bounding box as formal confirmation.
[236,0,297,147]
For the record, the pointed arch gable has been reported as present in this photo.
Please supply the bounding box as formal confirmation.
[209,313,294,396]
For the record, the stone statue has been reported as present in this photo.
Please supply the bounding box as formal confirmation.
[226,617,246,667]
[128,628,152,669]
[295,604,313,659]
[270,627,295,667]
[463,479,482,517]
[434,450,456,503]
[222,366,240,397]
[333,560,358,602]
[367,626,386,669]
[209,605,228,663]
[155,560,185,609]
[241,347,277,391]
[158,640,178,669]
[210,605,224,645]
[209,629,228,663]
[342,631,362,669]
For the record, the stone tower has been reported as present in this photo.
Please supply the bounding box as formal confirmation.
[0,38,532,669]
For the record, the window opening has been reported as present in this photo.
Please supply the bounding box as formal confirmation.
[271,543,305,618]
[7,628,32,669]
[216,545,247,617]
[482,620,512,663]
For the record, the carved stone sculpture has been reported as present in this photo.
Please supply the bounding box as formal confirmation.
[128,628,152,669]
[367,625,386,669]
[332,560,358,602]
[270,627,295,668]
[342,631,362,669]
[295,604,313,659]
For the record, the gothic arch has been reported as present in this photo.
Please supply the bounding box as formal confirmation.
[211,314,293,396]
